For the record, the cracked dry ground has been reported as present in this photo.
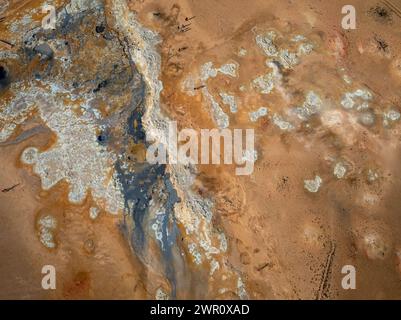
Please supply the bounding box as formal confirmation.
[1,0,401,299]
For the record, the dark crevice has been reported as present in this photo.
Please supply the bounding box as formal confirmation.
[0,65,10,89]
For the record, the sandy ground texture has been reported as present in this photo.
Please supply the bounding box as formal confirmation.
[1,0,401,299]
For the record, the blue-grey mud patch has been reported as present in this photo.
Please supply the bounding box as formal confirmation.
[114,90,184,298]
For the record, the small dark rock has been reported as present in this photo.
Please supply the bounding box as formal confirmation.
[93,79,108,93]
[96,25,105,33]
